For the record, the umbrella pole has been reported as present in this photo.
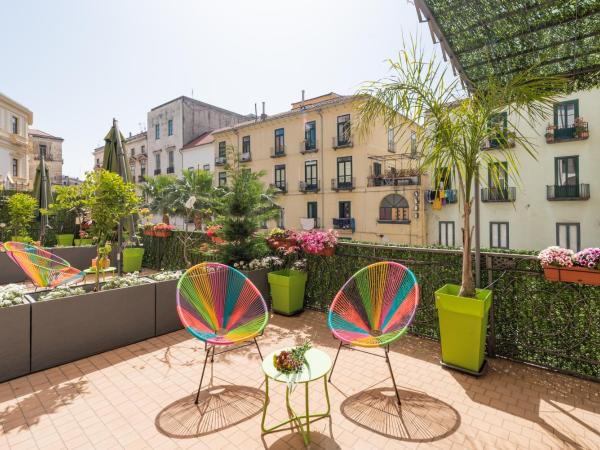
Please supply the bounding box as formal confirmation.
[39,145,48,244]
[114,118,125,276]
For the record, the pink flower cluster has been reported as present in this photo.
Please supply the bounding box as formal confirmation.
[153,223,176,231]
[574,248,600,270]
[297,229,338,254]
[538,246,574,267]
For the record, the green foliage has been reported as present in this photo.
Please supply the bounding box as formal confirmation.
[213,149,280,265]
[141,231,214,270]
[7,193,37,238]
[42,184,86,234]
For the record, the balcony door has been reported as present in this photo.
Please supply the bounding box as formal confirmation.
[337,156,352,188]
[304,160,318,190]
[338,201,351,219]
[554,100,578,140]
[488,162,508,200]
[555,156,579,198]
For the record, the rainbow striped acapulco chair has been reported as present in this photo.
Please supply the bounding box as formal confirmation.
[176,262,269,404]
[2,241,85,290]
[328,261,419,406]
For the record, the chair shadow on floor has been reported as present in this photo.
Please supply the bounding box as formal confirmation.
[262,431,341,450]
[340,387,460,443]
[155,384,264,439]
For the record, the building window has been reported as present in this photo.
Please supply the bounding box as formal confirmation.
[490,222,509,249]
[155,124,160,140]
[168,150,174,168]
[274,164,286,190]
[218,172,227,187]
[378,194,409,223]
[554,100,578,131]
[439,221,455,247]
[155,153,161,170]
[488,112,508,147]
[410,130,417,156]
[337,156,353,188]
[12,159,18,177]
[488,161,508,190]
[39,144,47,158]
[140,160,146,177]
[218,141,226,158]
[96,158,100,166]
[555,155,578,198]
[305,160,318,190]
[556,223,580,252]
[130,148,135,157]
[274,128,285,155]
[387,127,395,152]
[130,164,136,177]
[168,119,173,136]
[11,116,18,134]
[242,136,251,154]
[307,201,318,219]
[305,121,316,150]
[203,164,210,171]
[339,201,351,219]
[141,145,146,154]
[336,114,351,146]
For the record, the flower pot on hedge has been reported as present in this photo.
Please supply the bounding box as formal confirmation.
[153,230,172,238]
[268,269,307,316]
[0,299,31,382]
[242,268,270,304]
[154,279,181,335]
[543,265,600,286]
[435,284,492,375]
[144,229,155,237]
[123,247,144,273]
[56,234,74,247]
[29,281,155,372]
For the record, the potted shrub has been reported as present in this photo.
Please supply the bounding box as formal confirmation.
[545,124,556,143]
[150,270,184,335]
[297,229,338,256]
[268,258,307,315]
[540,246,600,286]
[266,228,299,252]
[358,44,565,374]
[153,222,175,238]
[575,117,589,139]
[7,192,37,242]
[122,242,145,273]
[0,284,31,382]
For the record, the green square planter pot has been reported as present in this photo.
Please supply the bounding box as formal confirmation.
[435,284,492,375]
[56,234,74,247]
[74,238,94,246]
[122,247,144,273]
[268,269,307,316]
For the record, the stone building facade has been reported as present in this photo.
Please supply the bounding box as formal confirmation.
[28,129,63,185]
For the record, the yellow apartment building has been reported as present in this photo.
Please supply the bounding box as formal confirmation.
[211,93,429,245]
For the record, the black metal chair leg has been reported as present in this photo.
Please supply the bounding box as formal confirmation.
[385,346,401,406]
[253,337,263,361]
[329,341,343,382]
[195,346,213,404]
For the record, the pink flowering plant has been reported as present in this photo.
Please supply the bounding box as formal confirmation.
[297,229,338,254]
[573,248,600,270]
[538,246,574,267]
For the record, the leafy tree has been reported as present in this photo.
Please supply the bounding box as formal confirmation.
[169,169,215,230]
[7,193,37,239]
[43,185,87,234]
[357,41,567,297]
[213,149,280,266]
[141,174,176,224]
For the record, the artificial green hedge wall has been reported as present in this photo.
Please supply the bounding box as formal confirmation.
[141,231,213,270]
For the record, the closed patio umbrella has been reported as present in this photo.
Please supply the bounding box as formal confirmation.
[103,118,138,275]
[32,146,52,243]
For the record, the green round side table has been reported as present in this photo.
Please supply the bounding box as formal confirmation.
[261,347,332,445]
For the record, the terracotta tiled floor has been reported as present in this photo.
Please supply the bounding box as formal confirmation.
[1,310,599,449]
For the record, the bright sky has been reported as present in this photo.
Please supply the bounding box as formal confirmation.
[2,0,440,178]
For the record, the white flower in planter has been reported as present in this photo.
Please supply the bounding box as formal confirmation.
[39,286,86,301]
[101,273,149,291]
[151,270,183,282]
[0,284,27,307]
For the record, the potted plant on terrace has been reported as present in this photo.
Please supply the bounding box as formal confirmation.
[297,229,338,256]
[540,246,600,286]
[7,192,37,243]
[358,40,566,375]
[267,257,308,315]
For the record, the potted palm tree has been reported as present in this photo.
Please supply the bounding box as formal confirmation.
[358,41,566,375]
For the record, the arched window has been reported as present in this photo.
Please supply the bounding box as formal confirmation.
[379,194,409,222]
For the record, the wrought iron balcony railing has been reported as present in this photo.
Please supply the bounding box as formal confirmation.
[299,180,320,192]
[547,183,590,200]
[332,136,353,149]
[481,187,516,202]
[333,217,355,232]
[270,182,287,193]
[166,166,175,174]
[215,156,226,166]
[331,177,355,191]
[153,169,161,175]
[300,139,319,154]
[270,146,286,158]
[546,122,589,143]
[367,175,420,187]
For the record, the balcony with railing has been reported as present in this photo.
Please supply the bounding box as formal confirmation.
[299,217,320,229]
[546,119,589,144]
[215,156,226,166]
[154,168,161,175]
[333,217,355,232]
[270,181,287,193]
[332,136,353,150]
[425,189,457,204]
[166,166,175,174]
[331,177,355,191]
[137,175,145,183]
[299,180,320,193]
[481,187,516,202]
[240,152,252,162]
[270,146,286,158]
[368,175,420,187]
[300,139,319,154]
[482,134,516,150]
[547,183,590,201]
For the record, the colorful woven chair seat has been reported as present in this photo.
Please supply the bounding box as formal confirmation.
[2,241,85,289]
[176,262,269,403]
[328,261,419,405]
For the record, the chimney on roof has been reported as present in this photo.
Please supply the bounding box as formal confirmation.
[301,90,306,109]
[261,102,267,120]
[129,132,132,138]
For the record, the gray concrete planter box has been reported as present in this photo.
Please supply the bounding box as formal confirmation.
[0,252,28,284]
[0,299,31,382]
[154,279,182,336]
[242,268,271,306]
[29,282,155,372]
[52,246,98,270]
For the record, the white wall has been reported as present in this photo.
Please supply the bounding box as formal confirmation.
[181,142,214,173]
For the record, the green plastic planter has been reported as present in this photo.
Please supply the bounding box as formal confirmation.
[11,236,30,243]
[268,269,307,315]
[56,234,74,247]
[74,238,94,246]
[435,284,492,374]
[122,247,144,273]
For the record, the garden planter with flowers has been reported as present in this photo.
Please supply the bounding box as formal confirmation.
[0,285,31,382]
[153,223,175,238]
[297,229,338,256]
[539,246,600,286]
[150,270,183,335]
[268,269,308,315]
[267,228,300,253]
